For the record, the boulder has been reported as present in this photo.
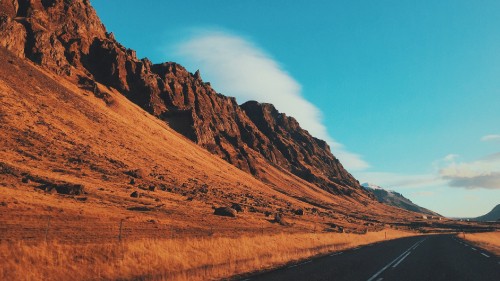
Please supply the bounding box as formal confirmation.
[124,169,146,179]
[38,183,84,195]
[293,209,304,216]
[231,203,243,213]
[214,207,236,217]
[273,213,288,226]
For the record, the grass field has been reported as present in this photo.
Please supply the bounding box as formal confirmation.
[459,231,500,256]
[0,228,417,281]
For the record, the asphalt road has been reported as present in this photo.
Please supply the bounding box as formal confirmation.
[241,235,499,281]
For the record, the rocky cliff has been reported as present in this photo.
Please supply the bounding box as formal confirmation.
[0,0,362,195]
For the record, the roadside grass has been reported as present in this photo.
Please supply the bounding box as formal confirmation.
[0,228,417,281]
[459,231,500,256]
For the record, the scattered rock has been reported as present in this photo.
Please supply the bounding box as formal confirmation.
[231,203,243,213]
[129,178,135,185]
[37,183,84,195]
[124,169,146,179]
[214,207,236,217]
[75,197,88,202]
[148,185,156,192]
[127,206,152,212]
[21,177,30,183]
[273,213,288,226]
[293,209,304,216]
[264,211,272,217]
[130,191,139,198]
[326,222,337,228]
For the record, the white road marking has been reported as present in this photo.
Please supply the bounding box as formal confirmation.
[367,238,426,281]
[392,251,412,268]
[471,247,477,251]
[353,247,361,250]
[481,253,490,258]
[330,252,343,256]
[287,260,312,268]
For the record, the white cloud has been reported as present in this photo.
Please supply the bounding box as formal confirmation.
[481,134,500,142]
[439,152,500,189]
[173,30,369,170]
[444,154,459,162]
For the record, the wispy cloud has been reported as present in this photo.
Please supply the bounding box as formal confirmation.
[443,154,459,162]
[357,171,444,189]
[173,30,369,170]
[481,134,500,142]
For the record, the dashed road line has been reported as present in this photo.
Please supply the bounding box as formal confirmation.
[481,253,490,258]
[367,238,425,281]
[471,247,477,251]
[330,252,343,256]
[392,251,412,268]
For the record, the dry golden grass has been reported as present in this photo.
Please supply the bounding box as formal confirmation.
[459,231,500,256]
[0,229,417,281]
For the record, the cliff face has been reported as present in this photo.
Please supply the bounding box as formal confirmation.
[0,0,362,194]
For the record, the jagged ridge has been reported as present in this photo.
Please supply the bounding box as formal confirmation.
[0,0,362,195]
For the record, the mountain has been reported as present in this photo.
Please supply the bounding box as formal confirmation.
[0,0,426,236]
[0,0,362,197]
[474,204,500,222]
[362,183,440,216]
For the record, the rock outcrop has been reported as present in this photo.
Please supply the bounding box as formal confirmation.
[0,0,363,195]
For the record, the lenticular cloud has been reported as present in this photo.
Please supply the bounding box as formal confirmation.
[173,30,368,171]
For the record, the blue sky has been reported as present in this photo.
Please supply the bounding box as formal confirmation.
[91,1,500,217]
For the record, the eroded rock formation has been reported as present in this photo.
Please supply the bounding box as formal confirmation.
[0,0,362,195]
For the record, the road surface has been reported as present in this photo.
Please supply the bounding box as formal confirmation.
[240,235,499,281]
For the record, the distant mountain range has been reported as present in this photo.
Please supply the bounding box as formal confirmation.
[473,204,500,222]
[362,183,440,216]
